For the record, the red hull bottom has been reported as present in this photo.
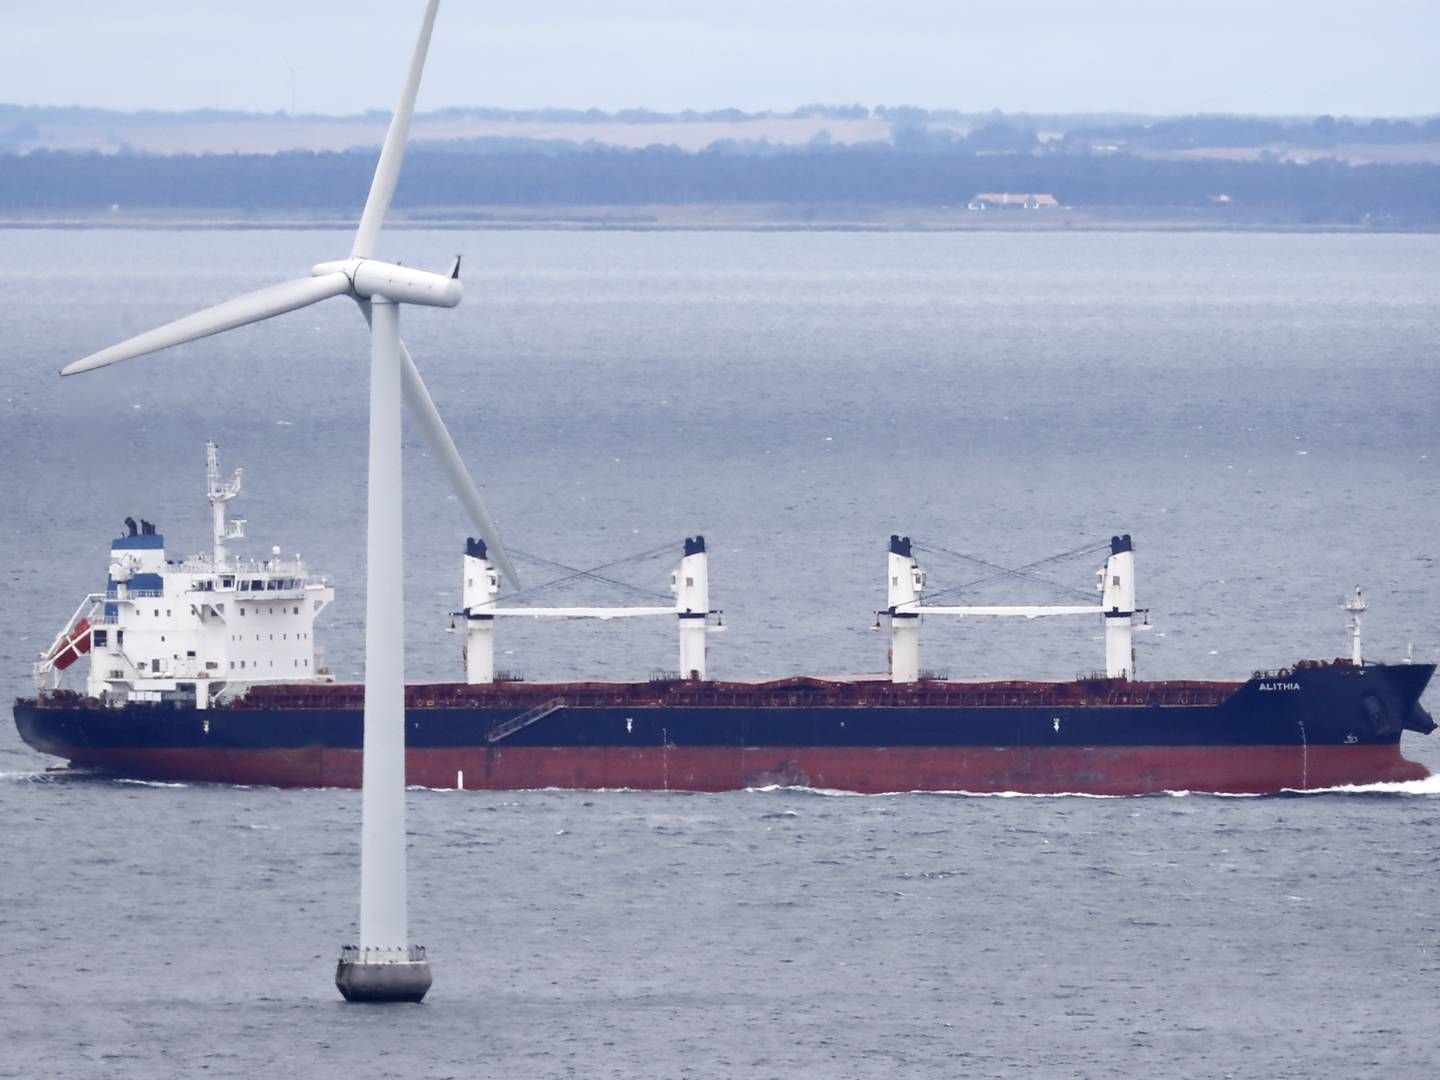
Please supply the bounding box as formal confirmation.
[60,744,1430,795]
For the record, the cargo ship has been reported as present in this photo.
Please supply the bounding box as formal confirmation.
[14,445,1435,795]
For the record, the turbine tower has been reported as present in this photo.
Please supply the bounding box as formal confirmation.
[60,0,505,1003]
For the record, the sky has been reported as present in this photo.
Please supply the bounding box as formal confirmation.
[0,0,1435,118]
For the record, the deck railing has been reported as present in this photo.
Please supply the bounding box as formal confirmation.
[338,945,428,964]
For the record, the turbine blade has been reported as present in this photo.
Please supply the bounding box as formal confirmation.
[61,273,351,376]
[351,0,441,259]
[390,334,520,587]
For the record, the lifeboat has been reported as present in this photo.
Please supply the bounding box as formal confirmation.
[49,618,92,671]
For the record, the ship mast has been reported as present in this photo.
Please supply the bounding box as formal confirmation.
[205,441,245,564]
[1344,586,1367,665]
[886,536,923,683]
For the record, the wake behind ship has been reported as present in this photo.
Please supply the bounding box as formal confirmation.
[15,445,1436,795]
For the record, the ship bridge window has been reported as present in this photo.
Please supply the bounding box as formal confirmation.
[222,577,234,588]
[252,581,264,592]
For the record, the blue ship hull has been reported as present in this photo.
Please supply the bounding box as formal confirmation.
[15,662,1434,794]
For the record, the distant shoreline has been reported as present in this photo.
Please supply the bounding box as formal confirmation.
[8,140,1437,230]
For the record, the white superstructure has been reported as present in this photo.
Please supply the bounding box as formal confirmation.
[36,443,334,708]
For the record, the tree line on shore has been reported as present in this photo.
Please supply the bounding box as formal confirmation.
[3,144,1437,225]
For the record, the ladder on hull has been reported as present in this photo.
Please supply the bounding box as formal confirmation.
[486,697,567,743]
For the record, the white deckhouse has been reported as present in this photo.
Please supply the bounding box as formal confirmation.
[38,443,333,708]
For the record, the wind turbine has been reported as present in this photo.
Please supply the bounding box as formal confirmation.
[61,0,504,1003]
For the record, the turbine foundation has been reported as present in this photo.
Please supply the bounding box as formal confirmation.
[336,945,432,1003]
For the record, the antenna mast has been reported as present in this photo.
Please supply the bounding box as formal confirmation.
[206,441,244,563]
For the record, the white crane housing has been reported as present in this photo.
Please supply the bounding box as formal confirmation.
[461,535,723,683]
[880,533,1143,683]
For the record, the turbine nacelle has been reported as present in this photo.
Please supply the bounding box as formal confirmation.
[59,0,514,586]
[312,257,463,308]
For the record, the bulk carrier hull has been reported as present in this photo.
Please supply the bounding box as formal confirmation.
[15,661,1435,795]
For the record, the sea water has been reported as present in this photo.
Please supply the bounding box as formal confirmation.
[1,229,1437,1077]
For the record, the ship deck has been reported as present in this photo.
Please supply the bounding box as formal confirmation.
[218,673,1253,712]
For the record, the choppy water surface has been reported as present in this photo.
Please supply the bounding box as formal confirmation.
[1,229,1438,1077]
